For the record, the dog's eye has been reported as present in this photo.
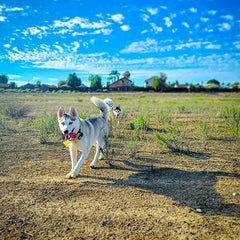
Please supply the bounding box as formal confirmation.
[61,122,65,125]
[69,122,73,125]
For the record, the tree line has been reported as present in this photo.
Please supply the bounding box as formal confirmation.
[1,71,239,91]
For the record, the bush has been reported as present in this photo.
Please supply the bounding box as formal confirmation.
[34,112,59,144]
[5,103,30,119]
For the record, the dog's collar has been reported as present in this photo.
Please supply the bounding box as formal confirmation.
[63,128,83,148]
[76,128,83,139]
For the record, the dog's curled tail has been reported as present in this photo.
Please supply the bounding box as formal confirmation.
[90,96,109,121]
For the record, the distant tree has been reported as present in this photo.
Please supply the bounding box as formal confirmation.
[58,80,66,87]
[189,83,196,91]
[124,71,130,79]
[9,82,17,88]
[207,79,220,86]
[36,81,41,88]
[89,75,102,88]
[232,82,239,89]
[66,73,81,88]
[0,74,8,84]
[108,70,120,83]
[152,72,168,92]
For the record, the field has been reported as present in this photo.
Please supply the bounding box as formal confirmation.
[0,91,239,239]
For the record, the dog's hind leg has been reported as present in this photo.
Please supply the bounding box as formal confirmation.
[90,141,100,168]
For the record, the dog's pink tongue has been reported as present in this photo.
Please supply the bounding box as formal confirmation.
[67,132,77,139]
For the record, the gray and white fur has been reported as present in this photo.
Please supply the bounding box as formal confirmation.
[58,96,109,178]
[104,98,121,125]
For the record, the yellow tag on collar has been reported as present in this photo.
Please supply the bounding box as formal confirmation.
[63,140,69,148]
[63,138,79,148]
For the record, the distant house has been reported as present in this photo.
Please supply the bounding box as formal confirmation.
[144,77,154,88]
[0,83,10,89]
[58,84,71,90]
[107,77,133,91]
[174,83,189,89]
[41,84,57,91]
[204,83,220,88]
[19,83,36,90]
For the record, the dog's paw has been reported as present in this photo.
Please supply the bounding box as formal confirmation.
[65,171,74,179]
[90,164,95,169]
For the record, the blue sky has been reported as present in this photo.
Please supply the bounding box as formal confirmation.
[0,0,240,87]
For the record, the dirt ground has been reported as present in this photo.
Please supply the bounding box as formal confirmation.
[0,92,239,239]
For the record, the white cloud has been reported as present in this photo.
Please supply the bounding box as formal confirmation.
[53,44,64,53]
[175,41,201,50]
[218,23,231,31]
[163,17,172,27]
[8,74,22,79]
[189,8,197,13]
[200,17,209,22]
[120,38,158,53]
[221,15,234,20]
[208,10,217,15]
[71,41,80,52]
[141,30,148,34]
[0,16,6,22]
[110,14,124,24]
[99,28,112,35]
[233,41,240,49]
[120,25,130,31]
[142,14,149,22]
[53,17,112,29]
[182,22,190,28]
[150,23,163,33]
[4,44,11,48]
[205,44,221,49]
[204,28,214,32]
[120,38,172,54]
[6,7,24,12]
[20,16,113,38]
[147,8,158,15]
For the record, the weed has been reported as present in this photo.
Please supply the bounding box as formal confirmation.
[134,114,149,131]
[194,119,208,147]
[5,103,30,119]
[157,110,171,125]
[222,105,240,139]
[155,120,187,153]
[177,105,186,112]
[124,131,140,159]
[34,112,59,144]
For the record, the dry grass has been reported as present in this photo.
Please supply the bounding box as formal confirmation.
[0,91,239,239]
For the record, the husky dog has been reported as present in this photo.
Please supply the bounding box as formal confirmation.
[58,97,109,178]
[104,98,121,125]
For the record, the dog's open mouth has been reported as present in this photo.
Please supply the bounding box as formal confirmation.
[65,128,77,140]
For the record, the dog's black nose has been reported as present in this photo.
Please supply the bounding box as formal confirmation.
[64,130,68,134]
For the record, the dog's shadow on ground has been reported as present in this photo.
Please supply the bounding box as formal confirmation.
[80,160,240,217]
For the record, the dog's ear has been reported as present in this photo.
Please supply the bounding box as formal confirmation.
[118,105,121,110]
[70,106,78,117]
[58,107,65,118]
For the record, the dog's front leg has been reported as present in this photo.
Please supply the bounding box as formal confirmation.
[69,146,77,170]
[66,149,90,179]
